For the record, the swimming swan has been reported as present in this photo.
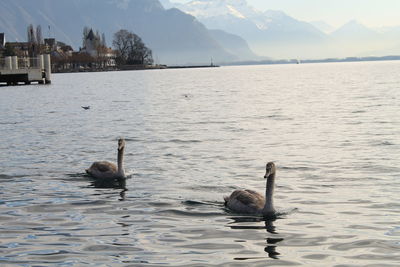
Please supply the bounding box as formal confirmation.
[224,162,277,216]
[86,138,126,179]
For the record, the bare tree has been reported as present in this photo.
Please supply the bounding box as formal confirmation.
[82,26,90,48]
[27,24,38,56]
[36,25,43,45]
[112,29,153,65]
[27,24,37,45]
[113,29,132,64]
[130,34,153,65]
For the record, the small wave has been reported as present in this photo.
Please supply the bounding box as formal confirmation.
[225,207,296,220]
[0,174,12,179]
[157,209,222,217]
[123,137,141,142]
[195,120,231,125]
[163,153,183,158]
[266,114,294,121]
[66,172,87,178]
[385,226,400,236]
[373,141,395,146]
[112,100,131,103]
[169,139,202,144]
[0,174,33,180]
[182,200,223,207]
[148,139,202,144]
[125,170,135,178]
[70,200,109,206]
[280,166,316,171]
[0,121,22,125]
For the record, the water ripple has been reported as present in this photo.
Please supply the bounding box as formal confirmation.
[1,63,400,266]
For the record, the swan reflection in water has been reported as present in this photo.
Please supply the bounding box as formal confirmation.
[90,177,127,201]
[229,216,284,260]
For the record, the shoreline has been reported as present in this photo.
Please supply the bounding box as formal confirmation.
[50,55,400,74]
[52,64,219,73]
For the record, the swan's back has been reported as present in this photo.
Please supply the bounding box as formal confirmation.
[224,189,265,214]
[86,161,118,179]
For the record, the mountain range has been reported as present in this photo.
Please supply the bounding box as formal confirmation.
[166,0,400,59]
[0,0,258,64]
[1,0,400,63]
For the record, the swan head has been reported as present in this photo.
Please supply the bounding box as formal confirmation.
[118,138,125,151]
[264,162,276,178]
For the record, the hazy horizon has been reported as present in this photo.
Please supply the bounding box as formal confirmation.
[173,0,400,28]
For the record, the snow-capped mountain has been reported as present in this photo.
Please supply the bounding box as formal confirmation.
[170,0,329,59]
[175,0,260,20]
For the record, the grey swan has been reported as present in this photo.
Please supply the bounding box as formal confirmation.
[86,138,126,179]
[224,162,277,216]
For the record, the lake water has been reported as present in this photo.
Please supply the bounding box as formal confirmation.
[0,61,400,266]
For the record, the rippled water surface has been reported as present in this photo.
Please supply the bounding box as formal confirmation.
[1,62,400,266]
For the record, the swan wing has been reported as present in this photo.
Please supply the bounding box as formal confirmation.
[89,161,117,173]
[224,189,265,214]
[86,161,118,179]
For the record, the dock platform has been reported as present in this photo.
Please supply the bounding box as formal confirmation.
[0,54,51,85]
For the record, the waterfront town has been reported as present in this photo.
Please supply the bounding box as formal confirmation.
[0,25,154,73]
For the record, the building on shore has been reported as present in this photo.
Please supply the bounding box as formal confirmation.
[79,28,116,69]
[81,29,101,57]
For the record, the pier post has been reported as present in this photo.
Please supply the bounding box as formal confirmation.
[39,54,44,70]
[44,54,51,84]
[5,56,12,70]
[11,56,18,70]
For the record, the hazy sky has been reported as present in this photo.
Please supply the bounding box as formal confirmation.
[173,0,400,28]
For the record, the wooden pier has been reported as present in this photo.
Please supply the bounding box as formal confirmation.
[0,54,51,85]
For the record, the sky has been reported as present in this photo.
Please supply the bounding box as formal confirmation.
[173,0,400,28]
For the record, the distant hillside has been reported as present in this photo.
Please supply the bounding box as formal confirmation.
[0,0,258,64]
[309,21,335,34]
[209,29,261,61]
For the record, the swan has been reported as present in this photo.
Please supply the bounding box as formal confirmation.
[86,138,126,179]
[224,162,277,216]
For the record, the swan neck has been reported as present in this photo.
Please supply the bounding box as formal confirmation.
[263,172,275,214]
[117,147,125,177]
